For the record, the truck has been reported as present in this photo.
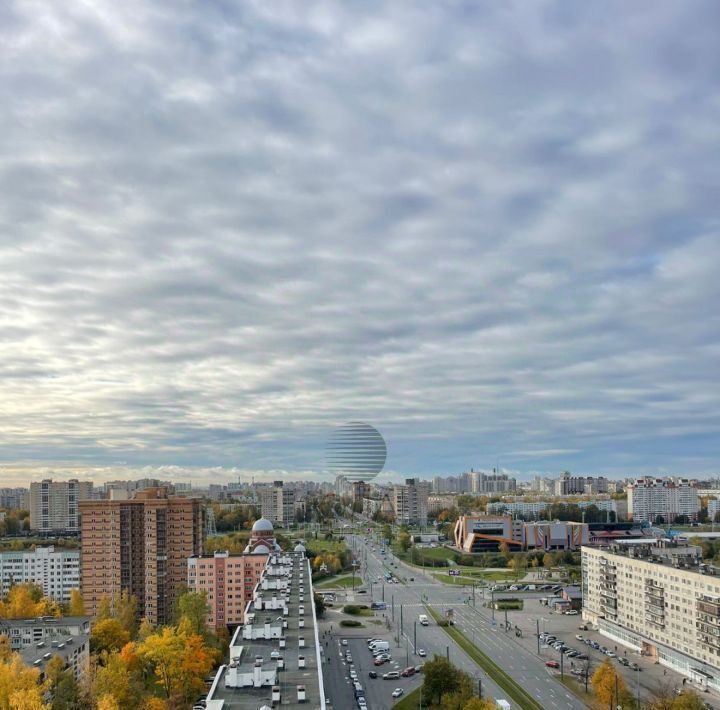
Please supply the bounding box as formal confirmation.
[418,614,429,626]
[495,700,511,710]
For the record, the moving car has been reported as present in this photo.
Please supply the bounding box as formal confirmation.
[369,671,377,678]
[342,639,348,646]
[417,649,426,657]
[545,661,560,668]
[401,666,416,677]
[392,688,404,698]
[383,671,400,680]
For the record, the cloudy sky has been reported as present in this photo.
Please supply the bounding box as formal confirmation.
[1,1,718,486]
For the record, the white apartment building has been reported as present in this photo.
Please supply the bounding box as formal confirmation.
[0,546,80,603]
[260,482,297,526]
[470,471,516,494]
[627,477,699,523]
[709,499,720,523]
[393,478,430,526]
[29,479,93,533]
[583,540,720,691]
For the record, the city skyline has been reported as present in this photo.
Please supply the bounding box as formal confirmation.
[2,2,719,480]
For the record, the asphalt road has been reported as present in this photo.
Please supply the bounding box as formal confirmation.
[320,532,587,710]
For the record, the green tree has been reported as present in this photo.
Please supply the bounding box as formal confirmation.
[313,593,326,618]
[422,656,470,706]
[174,591,209,637]
[397,532,411,553]
[90,619,130,656]
[671,691,708,710]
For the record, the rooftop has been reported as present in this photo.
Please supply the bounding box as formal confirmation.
[585,539,720,576]
[206,551,325,710]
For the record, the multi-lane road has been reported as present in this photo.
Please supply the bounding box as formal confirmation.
[320,531,586,709]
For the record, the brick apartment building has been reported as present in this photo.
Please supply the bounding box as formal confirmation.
[79,487,205,625]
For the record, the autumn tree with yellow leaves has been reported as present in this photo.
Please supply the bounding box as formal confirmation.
[0,584,60,620]
[0,653,49,710]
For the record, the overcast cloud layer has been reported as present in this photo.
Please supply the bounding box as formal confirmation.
[1,1,719,485]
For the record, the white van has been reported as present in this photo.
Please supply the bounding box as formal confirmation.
[419,614,429,626]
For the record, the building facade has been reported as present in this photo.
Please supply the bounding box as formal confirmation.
[29,480,93,533]
[554,473,609,496]
[392,479,430,526]
[260,482,297,526]
[0,488,28,510]
[0,546,79,603]
[79,487,205,625]
[0,616,91,681]
[188,551,268,630]
[627,477,699,523]
[582,540,720,691]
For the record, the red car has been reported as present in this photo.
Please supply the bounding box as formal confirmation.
[545,661,560,668]
[401,667,416,677]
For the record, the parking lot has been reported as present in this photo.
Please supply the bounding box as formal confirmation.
[322,629,423,710]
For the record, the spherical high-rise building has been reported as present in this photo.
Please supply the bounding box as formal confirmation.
[326,421,387,482]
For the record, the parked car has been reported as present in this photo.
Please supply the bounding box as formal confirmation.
[383,671,400,680]
[629,663,641,671]
[374,658,387,666]
[565,610,578,615]
[545,661,560,668]
[619,658,629,666]
[606,651,616,658]
[392,688,404,698]
[575,635,584,641]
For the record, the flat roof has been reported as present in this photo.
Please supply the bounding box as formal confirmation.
[206,551,324,710]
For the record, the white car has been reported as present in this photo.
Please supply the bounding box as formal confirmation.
[417,649,426,657]
[342,639,348,646]
[392,688,404,698]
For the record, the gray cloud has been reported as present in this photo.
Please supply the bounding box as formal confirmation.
[0,0,719,484]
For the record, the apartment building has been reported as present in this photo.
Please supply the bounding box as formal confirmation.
[79,487,205,625]
[0,616,91,681]
[470,471,517,494]
[427,494,457,514]
[260,481,297,526]
[582,540,720,691]
[392,478,430,526]
[188,551,268,629]
[554,473,609,496]
[0,546,79,603]
[29,480,93,533]
[627,477,699,523]
[0,488,28,510]
[204,549,326,709]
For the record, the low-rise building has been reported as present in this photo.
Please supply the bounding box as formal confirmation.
[0,616,91,681]
[0,546,79,603]
[204,550,325,709]
[582,539,720,691]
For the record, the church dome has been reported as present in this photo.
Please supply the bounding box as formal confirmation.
[252,517,274,533]
[252,544,271,555]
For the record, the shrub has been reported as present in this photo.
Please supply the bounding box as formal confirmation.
[340,620,363,627]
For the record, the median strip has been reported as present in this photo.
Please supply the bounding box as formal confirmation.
[424,605,544,710]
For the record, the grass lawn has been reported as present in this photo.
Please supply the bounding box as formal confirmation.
[425,606,543,710]
[394,686,423,709]
[314,575,363,589]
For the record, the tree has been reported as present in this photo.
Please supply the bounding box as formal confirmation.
[509,554,528,579]
[114,591,139,639]
[543,552,556,569]
[499,542,511,561]
[462,700,498,710]
[137,618,154,642]
[0,653,49,710]
[96,597,112,622]
[422,656,469,706]
[92,650,143,709]
[313,593,326,617]
[655,515,666,525]
[671,691,708,710]
[67,590,85,617]
[174,591,209,638]
[90,619,130,656]
[138,627,214,702]
[96,696,120,710]
[440,669,474,709]
[592,657,629,707]
[0,584,59,620]
[397,532,411,553]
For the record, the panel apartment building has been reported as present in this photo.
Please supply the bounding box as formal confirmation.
[29,479,94,533]
[393,478,430,526]
[627,477,699,523]
[0,546,79,603]
[79,487,205,625]
[260,482,297,527]
[582,540,720,691]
